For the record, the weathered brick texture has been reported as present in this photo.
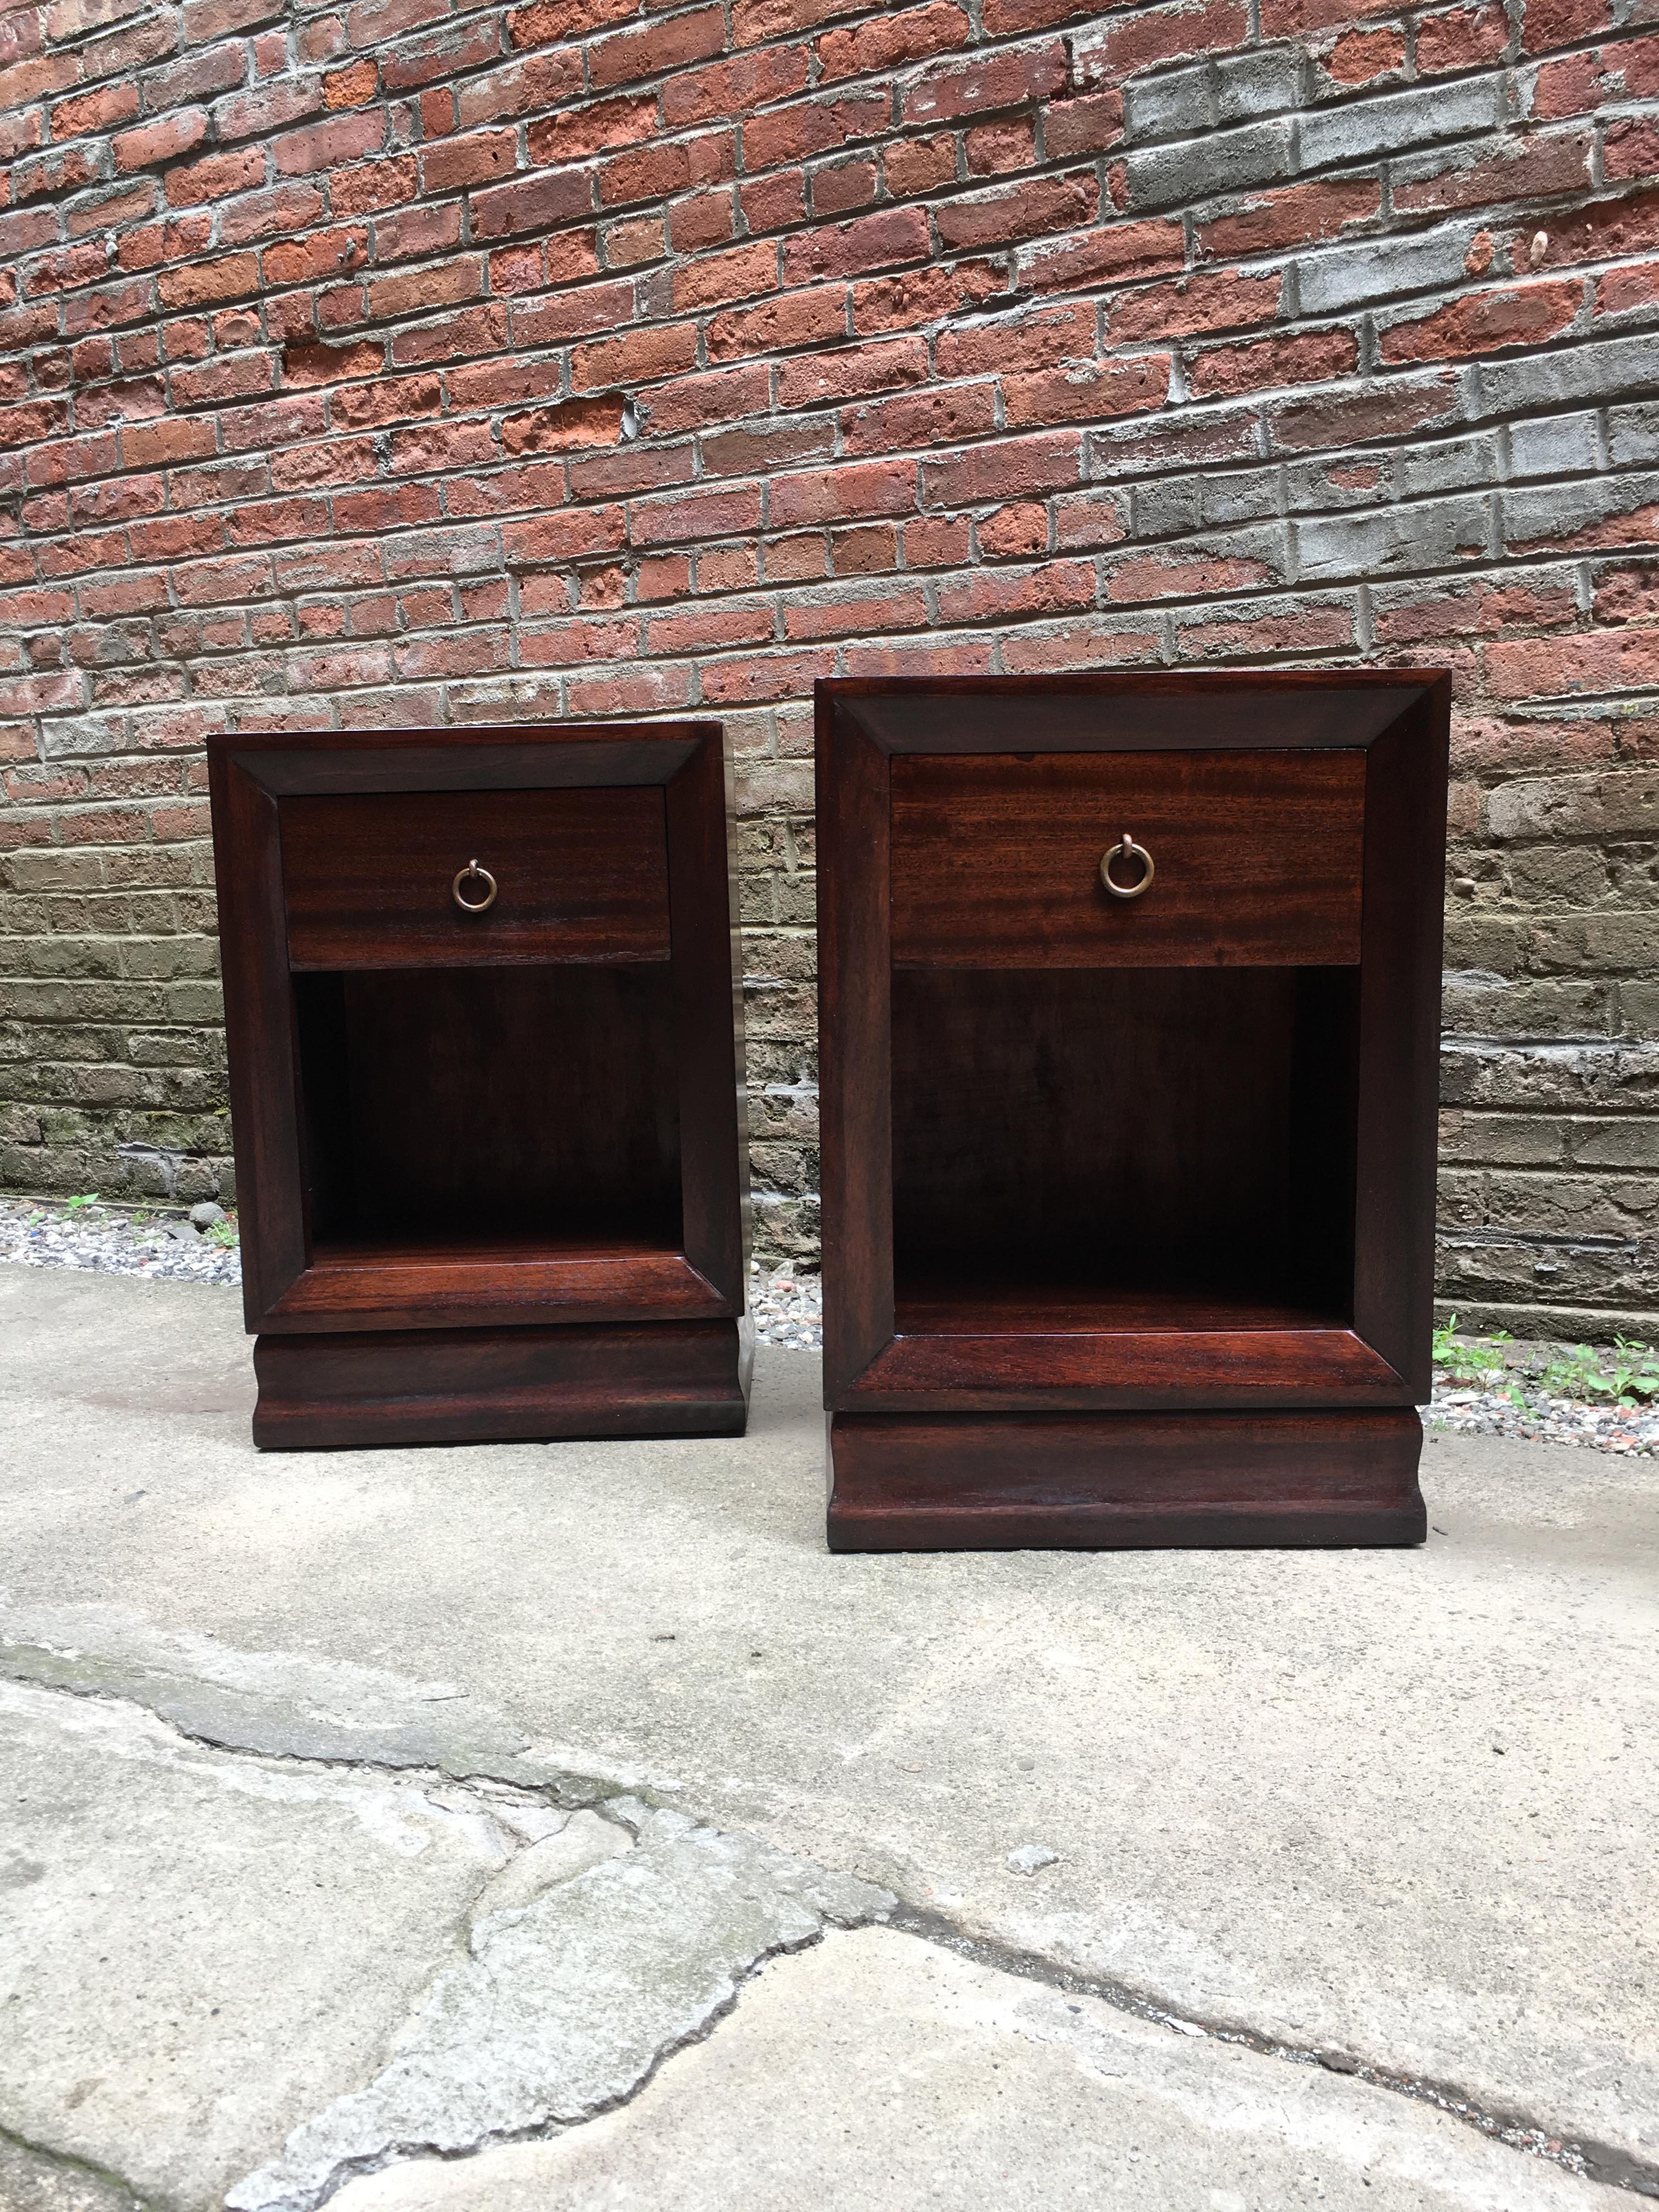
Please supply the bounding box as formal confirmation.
[2,0,1657,1335]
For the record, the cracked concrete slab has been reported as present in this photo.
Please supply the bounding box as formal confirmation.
[230,1803,889,2211]
[3,1266,1657,2199]
[319,1927,1635,2212]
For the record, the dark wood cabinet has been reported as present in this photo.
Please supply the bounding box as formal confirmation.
[816,673,1451,1551]
[208,724,750,1449]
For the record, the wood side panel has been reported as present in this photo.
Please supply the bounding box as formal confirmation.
[1352,680,1452,1400]
[280,787,671,969]
[817,692,896,1396]
[253,1319,749,1448]
[207,749,308,1328]
[667,729,749,1313]
[827,1407,1426,1550]
[890,751,1364,967]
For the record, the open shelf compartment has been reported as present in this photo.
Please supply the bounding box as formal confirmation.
[890,965,1360,1344]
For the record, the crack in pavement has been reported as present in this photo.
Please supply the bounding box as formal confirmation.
[3,1612,1651,2208]
[0,2118,165,2212]
[883,1905,1659,2204]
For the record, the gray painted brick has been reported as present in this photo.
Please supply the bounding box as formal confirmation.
[1296,77,1507,169]
[1474,333,1659,420]
[1125,49,1304,141]
[1286,456,1396,511]
[1396,431,1503,498]
[1508,410,1601,478]
[1609,402,1659,467]
[1293,492,1494,580]
[1216,49,1304,124]
[1123,120,1294,212]
[1298,222,1483,314]
[1501,467,1659,547]
[1133,464,1283,537]
[1122,61,1214,143]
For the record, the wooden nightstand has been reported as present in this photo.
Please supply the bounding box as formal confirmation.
[208,723,750,1449]
[816,673,1451,1551]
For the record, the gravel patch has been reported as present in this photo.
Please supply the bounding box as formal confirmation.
[1,1195,243,1288]
[4,1199,1652,1458]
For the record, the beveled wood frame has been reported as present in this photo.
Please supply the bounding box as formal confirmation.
[209,723,749,1340]
[816,672,1451,1417]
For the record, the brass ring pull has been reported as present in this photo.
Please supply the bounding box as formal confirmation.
[451,859,498,915]
[1100,834,1155,900]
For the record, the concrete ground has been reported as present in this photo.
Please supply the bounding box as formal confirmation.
[1,1266,1655,2212]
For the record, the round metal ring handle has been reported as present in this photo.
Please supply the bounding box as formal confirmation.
[1100,834,1155,901]
[451,859,498,915]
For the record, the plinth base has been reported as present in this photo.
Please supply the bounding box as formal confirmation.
[253,1319,749,1449]
[826,1407,1425,1551]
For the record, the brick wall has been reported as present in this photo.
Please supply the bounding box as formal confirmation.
[2,0,1656,1335]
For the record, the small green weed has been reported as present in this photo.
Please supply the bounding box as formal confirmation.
[63,1192,99,1212]
[204,1215,239,1249]
[1431,1316,1513,1387]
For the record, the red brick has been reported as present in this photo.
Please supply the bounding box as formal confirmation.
[936,559,1095,623]
[851,258,1003,333]
[935,172,1098,252]
[1598,262,1659,318]
[1002,354,1170,426]
[163,146,266,206]
[501,396,625,453]
[1197,179,1380,259]
[664,42,811,128]
[1324,25,1404,81]
[1417,3,1509,72]
[272,109,385,178]
[817,2,970,81]
[707,286,848,360]
[901,36,1065,122]
[1519,0,1612,48]
[922,431,1081,507]
[53,81,141,136]
[1074,0,1248,82]
[1392,132,1591,215]
[1017,219,1187,293]
[283,337,383,387]
[443,356,564,409]
[778,337,928,407]
[1110,270,1280,343]
[672,239,778,312]
[571,321,699,390]
[325,59,379,107]
[781,207,930,286]
[365,257,482,322]
[812,159,879,217]
[513,279,637,346]
[741,92,887,174]
[635,364,770,437]
[589,6,725,91]
[1189,328,1358,397]
[470,167,592,239]
[331,155,419,216]
[843,381,997,453]
[769,457,916,527]
[783,579,928,639]
[632,481,765,544]
[528,94,654,167]
[1604,118,1659,185]
[1486,630,1659,697]
[156,253,262,311]
[331,371,442,428]
[739,171,806,236]
[1379,280,1581,364]
[676,189,738,252]
[507,0,634,48]
[420,128,518,193]
[1265,371,1460,450]
[882,136,956,196]
[646,599,776,654]
[566,663,694,714]
[1042,92,1124,159]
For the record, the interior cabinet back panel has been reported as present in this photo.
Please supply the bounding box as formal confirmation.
[890,749,1364,968]
[281,787,671,969]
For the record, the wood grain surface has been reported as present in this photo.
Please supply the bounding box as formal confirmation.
[253,1318,749,1447]
[826,1406,1426,1550]
[281,786,671,968]
[890,748,1364,967]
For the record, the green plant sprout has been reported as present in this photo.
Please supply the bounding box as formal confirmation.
[1435,1317,1658,1409]
[64,1192,100,1212]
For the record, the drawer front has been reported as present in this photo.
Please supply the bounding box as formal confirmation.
[281,788,671,968]
[890,749,1365,967]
